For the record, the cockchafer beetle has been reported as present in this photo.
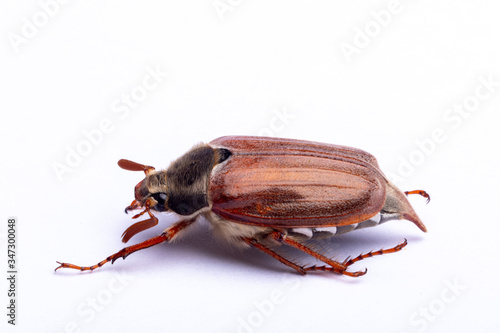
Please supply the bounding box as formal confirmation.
[56,136,429,277]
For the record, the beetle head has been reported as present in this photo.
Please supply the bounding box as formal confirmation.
[118,159,170,214]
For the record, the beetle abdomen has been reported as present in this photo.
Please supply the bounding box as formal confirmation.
[288,212,388,239]
[208,136,387,228]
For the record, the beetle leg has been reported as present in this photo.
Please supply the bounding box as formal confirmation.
[268,231,349,272]
[242,238,306,275]
[302,265,367,277]
[303,239,408,276]
[55,219,195,272]
[341,238,408,267]
[249,231,366,277]
[121,203,159,243]
[120,216,158,244]
[404,190,430,204]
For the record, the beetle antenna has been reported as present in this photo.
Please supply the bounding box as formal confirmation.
[118,159,155,175]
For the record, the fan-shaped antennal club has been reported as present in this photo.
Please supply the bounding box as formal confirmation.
[118,159,155,175]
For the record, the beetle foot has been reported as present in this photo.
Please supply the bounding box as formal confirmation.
[342,239,408,268]
[303,265,367,277]
[404,190,430,204]
[55,221,195,273]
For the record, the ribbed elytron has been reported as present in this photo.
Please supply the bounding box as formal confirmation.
[56,136,429,277]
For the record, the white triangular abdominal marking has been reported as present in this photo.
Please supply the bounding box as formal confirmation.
[290,228,314,238]
[289,212,390,239]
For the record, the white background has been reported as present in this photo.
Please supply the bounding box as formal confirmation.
[1,1,499,332]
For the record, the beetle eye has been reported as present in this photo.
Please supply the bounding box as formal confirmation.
[151,192,168,210]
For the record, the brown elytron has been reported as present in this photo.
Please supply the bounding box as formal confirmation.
[209,136,387,227]
[55,136,429,277]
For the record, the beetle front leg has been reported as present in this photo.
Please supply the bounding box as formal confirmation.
[121,203,159,243]
[55,219,195,272]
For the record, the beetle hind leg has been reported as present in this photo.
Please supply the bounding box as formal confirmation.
[268,231,368,277]
[342,238,408,267]
[242,231,366,277]
[243,232,408,277]
[303,239,408,276]
[302,265,367,277]
[242,237,306,275]
[404,190,430,203]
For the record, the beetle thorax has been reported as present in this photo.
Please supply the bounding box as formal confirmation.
[164,144,216,216]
